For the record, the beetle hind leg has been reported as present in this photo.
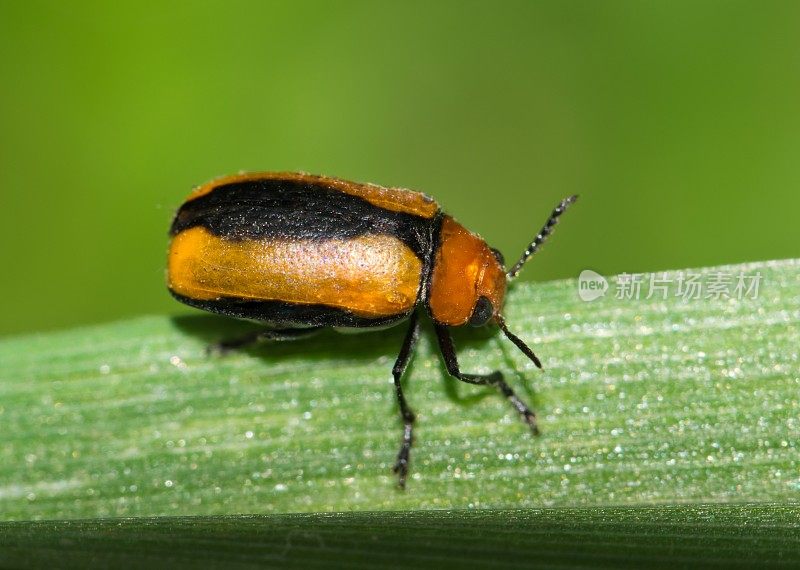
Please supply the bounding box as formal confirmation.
[207,327,322,355]
[435,324,539,435]
[391,311,420,489]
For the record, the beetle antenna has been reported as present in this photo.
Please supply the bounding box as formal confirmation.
[506,195,579,280]
[496,315,543,370]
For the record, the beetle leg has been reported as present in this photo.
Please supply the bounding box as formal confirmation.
[391,310,420,489]
[434,324,539,435]
[207,327,322,355]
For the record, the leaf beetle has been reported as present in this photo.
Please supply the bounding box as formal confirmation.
[167,172,577,487]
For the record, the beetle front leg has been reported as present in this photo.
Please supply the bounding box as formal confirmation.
[435,324,539,435]
[391,311,420,489]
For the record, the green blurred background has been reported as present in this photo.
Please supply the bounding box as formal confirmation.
[1,1,798,336]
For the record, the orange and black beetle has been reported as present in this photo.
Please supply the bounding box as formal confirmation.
[167,172,577,487]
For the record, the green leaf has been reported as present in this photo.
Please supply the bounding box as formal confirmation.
[1,504,799,569]
[1,260,798,521]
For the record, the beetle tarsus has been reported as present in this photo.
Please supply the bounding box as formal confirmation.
[435,325,540,435]
[391,311,419,489]
[496,377,540,435]
[393,422,413,489]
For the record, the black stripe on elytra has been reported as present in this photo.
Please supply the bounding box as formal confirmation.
[423,213,447,321]
[170,179,438,260]
[419,211,444,310]
[170,291,411,328]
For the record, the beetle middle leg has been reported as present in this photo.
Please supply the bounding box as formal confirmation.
[434,324,539,435]
[207,327,323,355]
[391,310,420,489]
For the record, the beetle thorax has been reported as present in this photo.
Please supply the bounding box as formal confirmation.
[427,216,507,327]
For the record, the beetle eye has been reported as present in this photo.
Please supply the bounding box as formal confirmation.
[468,296,494,327]
[490,248,505,266]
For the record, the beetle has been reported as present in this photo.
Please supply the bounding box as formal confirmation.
[167,172,577,487]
